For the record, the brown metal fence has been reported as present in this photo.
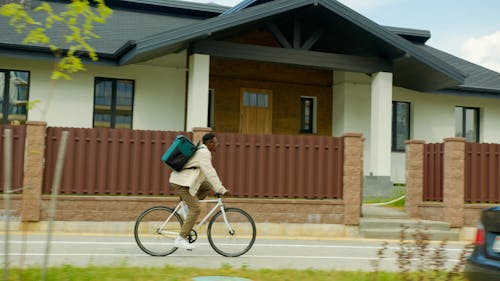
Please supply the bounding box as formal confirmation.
[0,125,26,192]
[43,127,187,196]
[423,143,444,202]
[43,127,344,199]
[465,143,500,203]
[214,133,344,199]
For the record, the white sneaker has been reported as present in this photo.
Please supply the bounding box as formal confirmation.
[174,236,194,250]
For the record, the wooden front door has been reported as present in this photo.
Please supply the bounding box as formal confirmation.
[240,88,272,134]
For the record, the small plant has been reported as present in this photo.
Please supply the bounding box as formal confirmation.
[371,241,388,281]
[446,243,475,281]
[371,222,473,281]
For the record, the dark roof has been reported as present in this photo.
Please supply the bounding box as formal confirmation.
[0,0,221,58]
[384,26,431,44]
[418,45,500,93]
[107,0,229,16]
[120,0,466,89]
[119,0,317,64]
[1,0,499,94]
[221,0,271,15]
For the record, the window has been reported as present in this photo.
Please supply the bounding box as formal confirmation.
[455,106,479,142]
[300,97,315,134]
[0,70,30,124]
[392,101,410,152]
[93,77,134,129]
[243,91,269,108]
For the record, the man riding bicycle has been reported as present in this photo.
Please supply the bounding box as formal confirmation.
[169,132,227,250]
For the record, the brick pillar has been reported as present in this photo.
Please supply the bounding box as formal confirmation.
[443,137,466,227]
[192,127,212,145]
[343,133,364,225]
[21,121,47,221]
[405,140,425,217]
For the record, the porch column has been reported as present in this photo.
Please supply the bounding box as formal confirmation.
[369,72,392,176]
[364,72,393,198]
[186,53,210,131]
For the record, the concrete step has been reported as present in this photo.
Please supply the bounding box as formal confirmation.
[362,205,409,219]
[359,228,460,241]
[359,216,459,241]
[360,218,452,231]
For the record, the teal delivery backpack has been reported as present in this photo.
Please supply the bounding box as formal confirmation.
[161,135,199,172]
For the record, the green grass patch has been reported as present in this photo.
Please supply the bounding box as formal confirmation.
[1,264,466,281]
[363,185,406,209]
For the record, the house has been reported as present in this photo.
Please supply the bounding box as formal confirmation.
[2,0,500,197]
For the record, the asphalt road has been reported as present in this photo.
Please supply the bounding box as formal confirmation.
[1,232,469,271]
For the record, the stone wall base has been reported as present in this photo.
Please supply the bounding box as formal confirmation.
[0,221,477,241]
[1,195,346,224]
[0,221,355,238]
[418,202,495,227]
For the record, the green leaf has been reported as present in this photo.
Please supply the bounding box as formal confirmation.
[26,99,42,111]
[2,0,113,80]
[49,45,59,52]
[23,27,50,44]
[34,3,52,13]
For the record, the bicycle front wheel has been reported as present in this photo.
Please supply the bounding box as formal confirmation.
[207,207,256,257]
[134,206,183,256]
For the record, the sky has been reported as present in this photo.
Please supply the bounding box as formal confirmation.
[182,0,500,73]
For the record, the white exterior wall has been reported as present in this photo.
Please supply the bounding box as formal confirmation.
[394,87,500,142]
[391,88,500,182]
[333,71,372,177]
[1,52,188,131]
[334,71,500,183]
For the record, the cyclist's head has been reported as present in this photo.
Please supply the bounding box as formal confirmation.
[202,133,218,152]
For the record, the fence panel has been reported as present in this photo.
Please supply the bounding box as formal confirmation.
[423,143,444,202]
[214,133,344,199]
[465,143,500,203]
[43,128,344,199]
[43,127,186,196]
[0,125,26,192]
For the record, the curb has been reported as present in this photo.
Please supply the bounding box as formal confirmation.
[0,221,476,242]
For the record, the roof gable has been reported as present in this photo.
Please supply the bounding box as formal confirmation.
[119,0,312,64]
[120,0,465,92]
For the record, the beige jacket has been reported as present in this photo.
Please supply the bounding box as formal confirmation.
[169,144,227,196]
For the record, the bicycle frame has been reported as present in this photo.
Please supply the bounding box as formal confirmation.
[158,196,233,236]
[134,194,256,257]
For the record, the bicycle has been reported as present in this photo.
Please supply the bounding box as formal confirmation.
[134,193,256,257]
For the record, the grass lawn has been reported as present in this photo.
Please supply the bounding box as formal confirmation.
[2,264,467,281]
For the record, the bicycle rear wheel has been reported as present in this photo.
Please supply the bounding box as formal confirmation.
[207,207,256,257]
[134,206,183,256]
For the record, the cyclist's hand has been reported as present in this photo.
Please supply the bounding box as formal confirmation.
[216,191,230,197]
